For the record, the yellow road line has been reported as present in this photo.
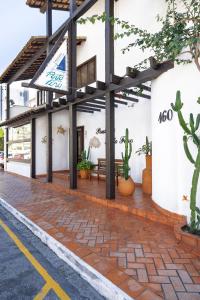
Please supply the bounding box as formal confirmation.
[34,283,51,300]
[0,219,71,300]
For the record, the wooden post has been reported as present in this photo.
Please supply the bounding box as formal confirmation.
[6,84,10,121]
[46,0,53,182]
[0,85,2,121]
[5,84,10,163]
[31,118,36,178]
[105,0,115,199]
[69,104,77,188]
[69,0,77,189]
[47,112,52,182]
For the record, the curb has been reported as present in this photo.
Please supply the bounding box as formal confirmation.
[0,197,133,300]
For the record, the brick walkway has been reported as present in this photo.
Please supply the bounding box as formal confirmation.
[0,171,200,300]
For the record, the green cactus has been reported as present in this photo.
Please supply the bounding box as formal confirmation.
[81,146,90,161]
[171,91,200,232]
[121,128,133,180]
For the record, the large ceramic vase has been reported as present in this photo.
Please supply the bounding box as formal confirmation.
[118,177,135,197]
[79,169,89,179]
[142,155,152,194]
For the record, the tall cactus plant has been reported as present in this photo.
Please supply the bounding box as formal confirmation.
[121,128,132,180]
[171,91,200,232]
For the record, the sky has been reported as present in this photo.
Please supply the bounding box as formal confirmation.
[0,0,68,74]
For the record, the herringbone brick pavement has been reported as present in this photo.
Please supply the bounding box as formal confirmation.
[0,172,199,300]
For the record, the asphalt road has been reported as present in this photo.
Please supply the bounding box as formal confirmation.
[0,205,105,300]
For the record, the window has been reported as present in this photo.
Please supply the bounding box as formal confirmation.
[77,56,96,88]
[8,123,31,162]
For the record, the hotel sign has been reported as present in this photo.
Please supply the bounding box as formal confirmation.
[35,41,68,91]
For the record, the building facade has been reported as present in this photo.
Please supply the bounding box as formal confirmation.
[0,0,199,222]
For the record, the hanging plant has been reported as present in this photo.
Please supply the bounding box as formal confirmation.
[79,0,200,71]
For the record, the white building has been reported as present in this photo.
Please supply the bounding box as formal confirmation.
[0,0,199,224]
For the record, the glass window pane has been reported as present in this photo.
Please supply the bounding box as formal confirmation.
[8,123,31,161]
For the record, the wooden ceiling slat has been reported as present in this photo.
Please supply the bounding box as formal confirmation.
[0,35,86,83]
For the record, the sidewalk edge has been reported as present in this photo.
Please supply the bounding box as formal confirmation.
[0,198,133,300]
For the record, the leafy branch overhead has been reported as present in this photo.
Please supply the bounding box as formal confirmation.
[79,0,200,71]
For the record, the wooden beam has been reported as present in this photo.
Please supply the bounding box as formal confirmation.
[96,81,106,90]
[5,128,9,164]
[78,103,105,109]
[72,0,98,20]
[149,56,160,70]
[69,0,77,189]
[77,91,85,98]
[139,84,151,92]
[87,99,105,105]
[114,99,128,105]
[47,112,52,182]
[59,98,67,105]
[110,61,174,93]
[85,86,96,94]
[126,66,140,78]
[52,101,60,108]
[123,89,151,100]
[6,84,10,120]
[31,118,36,178]
[105,0,115,200]
[78,106,101,112]
[29,18,71,86]
[77,108,94,113]
[110,74,123,85]
[22,82,68,96]
[69,104,77,188]
[115,93,139,102]
[46,0,53,183]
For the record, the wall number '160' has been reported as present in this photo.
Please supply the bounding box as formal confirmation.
[158,109,173,123]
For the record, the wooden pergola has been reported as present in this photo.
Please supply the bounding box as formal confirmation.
[3,0,174,199]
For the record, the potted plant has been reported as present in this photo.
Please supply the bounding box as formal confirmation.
[171,91,200,237]
[77,147,94,179]
[118,128,135,196]
[136,137,152,194]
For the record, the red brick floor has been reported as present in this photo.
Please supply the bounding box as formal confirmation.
[1,171,200,300]
[38,172,185,227]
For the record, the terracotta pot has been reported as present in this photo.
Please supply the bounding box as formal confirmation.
[118,176,135,197]
[79,169,89,179]
[142,155,152,195]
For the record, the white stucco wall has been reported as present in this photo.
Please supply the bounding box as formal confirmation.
[76,0,200,219]
[52,110,69,171]
[36,116,47,175]
[7,161,30,177]
[152,63,200,220]
[77,99,151,184]
[6,0,200,220]
[35,110,70,175]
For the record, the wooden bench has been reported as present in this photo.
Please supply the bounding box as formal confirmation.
[90,158,123,185]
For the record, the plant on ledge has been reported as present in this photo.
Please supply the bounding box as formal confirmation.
[136,137,152,195]
[77,147,94,179]
[171,91,200,234]
[136,137,152,156]
[118,128,135,196]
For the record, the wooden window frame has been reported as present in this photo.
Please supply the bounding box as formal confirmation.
[77,56,96,89]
